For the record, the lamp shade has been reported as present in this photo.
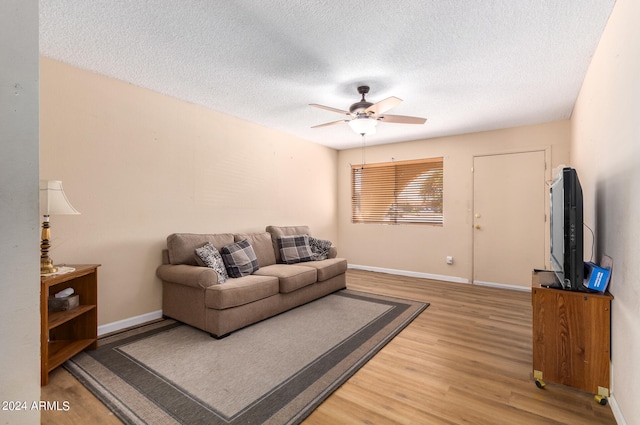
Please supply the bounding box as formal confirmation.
[348,116,377,135]
[39,180,80,216]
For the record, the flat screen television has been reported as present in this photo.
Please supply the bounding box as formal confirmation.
[549,167,584,290]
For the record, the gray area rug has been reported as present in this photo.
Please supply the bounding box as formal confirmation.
[65,289,428,425]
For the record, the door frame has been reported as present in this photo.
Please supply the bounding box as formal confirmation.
[470,146,553,288]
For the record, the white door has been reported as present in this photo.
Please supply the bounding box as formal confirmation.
[472,151,546,289]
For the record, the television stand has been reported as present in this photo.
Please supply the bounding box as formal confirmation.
[531,270,612,404]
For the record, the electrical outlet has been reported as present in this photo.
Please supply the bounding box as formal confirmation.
[446,256,453,265]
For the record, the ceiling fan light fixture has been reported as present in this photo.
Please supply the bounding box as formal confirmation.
[349,116,377,135]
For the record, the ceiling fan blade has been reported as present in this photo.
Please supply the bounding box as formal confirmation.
[378,114,427,124]
[311,119,349,128]
[365,96,402,115]
[309,103,351,115]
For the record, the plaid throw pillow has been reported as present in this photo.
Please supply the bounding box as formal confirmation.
[195,242,229,283]
[308,236,332,260]
[220,239,260,278]
[277,235,314,264]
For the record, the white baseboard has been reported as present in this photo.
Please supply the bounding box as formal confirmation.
[609,394,628,425]
[348,264,470,284]
[98,310,163,336]
[472,280,532,292]
[348,265,534,293]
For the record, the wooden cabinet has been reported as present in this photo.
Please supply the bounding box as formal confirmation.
[41,264,100,386]
[532,271,612,396]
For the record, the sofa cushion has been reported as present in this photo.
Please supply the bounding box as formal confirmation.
[299,258,348,282]
[194,242,229,283]
[277,235,314,264]
[221,239,260,278]
[234,232,276,267]
[254,264,317,293]
[309,236,333,261]
[167,233,235,265]
[205,275,279,309]
[266,225,311,263]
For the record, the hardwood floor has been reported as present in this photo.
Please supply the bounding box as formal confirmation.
[40,367,122,425]
[41,269,617,424]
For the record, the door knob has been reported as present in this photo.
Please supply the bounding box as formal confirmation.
[475,224,481,229]
[475,213,481,218]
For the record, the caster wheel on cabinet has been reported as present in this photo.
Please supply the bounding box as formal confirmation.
[535,378,546,389]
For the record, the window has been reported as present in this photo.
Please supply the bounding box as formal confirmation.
[351,157,443,225]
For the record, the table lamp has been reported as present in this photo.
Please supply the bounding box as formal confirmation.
[39,180,80,274]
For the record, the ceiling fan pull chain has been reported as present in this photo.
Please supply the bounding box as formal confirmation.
[361,134,366,167]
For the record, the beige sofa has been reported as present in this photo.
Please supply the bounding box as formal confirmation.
[156,225,347,338]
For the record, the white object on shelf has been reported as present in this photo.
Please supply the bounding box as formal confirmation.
[55,287,75,298]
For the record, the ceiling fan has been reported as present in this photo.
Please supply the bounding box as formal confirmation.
[310,86,427,135]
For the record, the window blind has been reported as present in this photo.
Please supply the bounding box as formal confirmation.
[351,157,443,225]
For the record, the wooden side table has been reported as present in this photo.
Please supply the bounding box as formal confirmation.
[531,270,612,401]
[40,264,100,386]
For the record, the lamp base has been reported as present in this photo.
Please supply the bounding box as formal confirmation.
[40,216,58,274]
[41,258,58,275]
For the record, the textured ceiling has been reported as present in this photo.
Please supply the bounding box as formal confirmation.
[39,1,615,150]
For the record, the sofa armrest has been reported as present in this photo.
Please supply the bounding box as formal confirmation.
[328,246,338,259]
[156,264,220,289]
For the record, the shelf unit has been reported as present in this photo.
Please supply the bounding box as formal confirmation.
[41,264,100,386]
[531,270,612,397]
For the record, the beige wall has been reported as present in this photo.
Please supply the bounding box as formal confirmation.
[572,0,640,422]
[40,58,339,327]
[338,121,570,283]
[0,1,41,423]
